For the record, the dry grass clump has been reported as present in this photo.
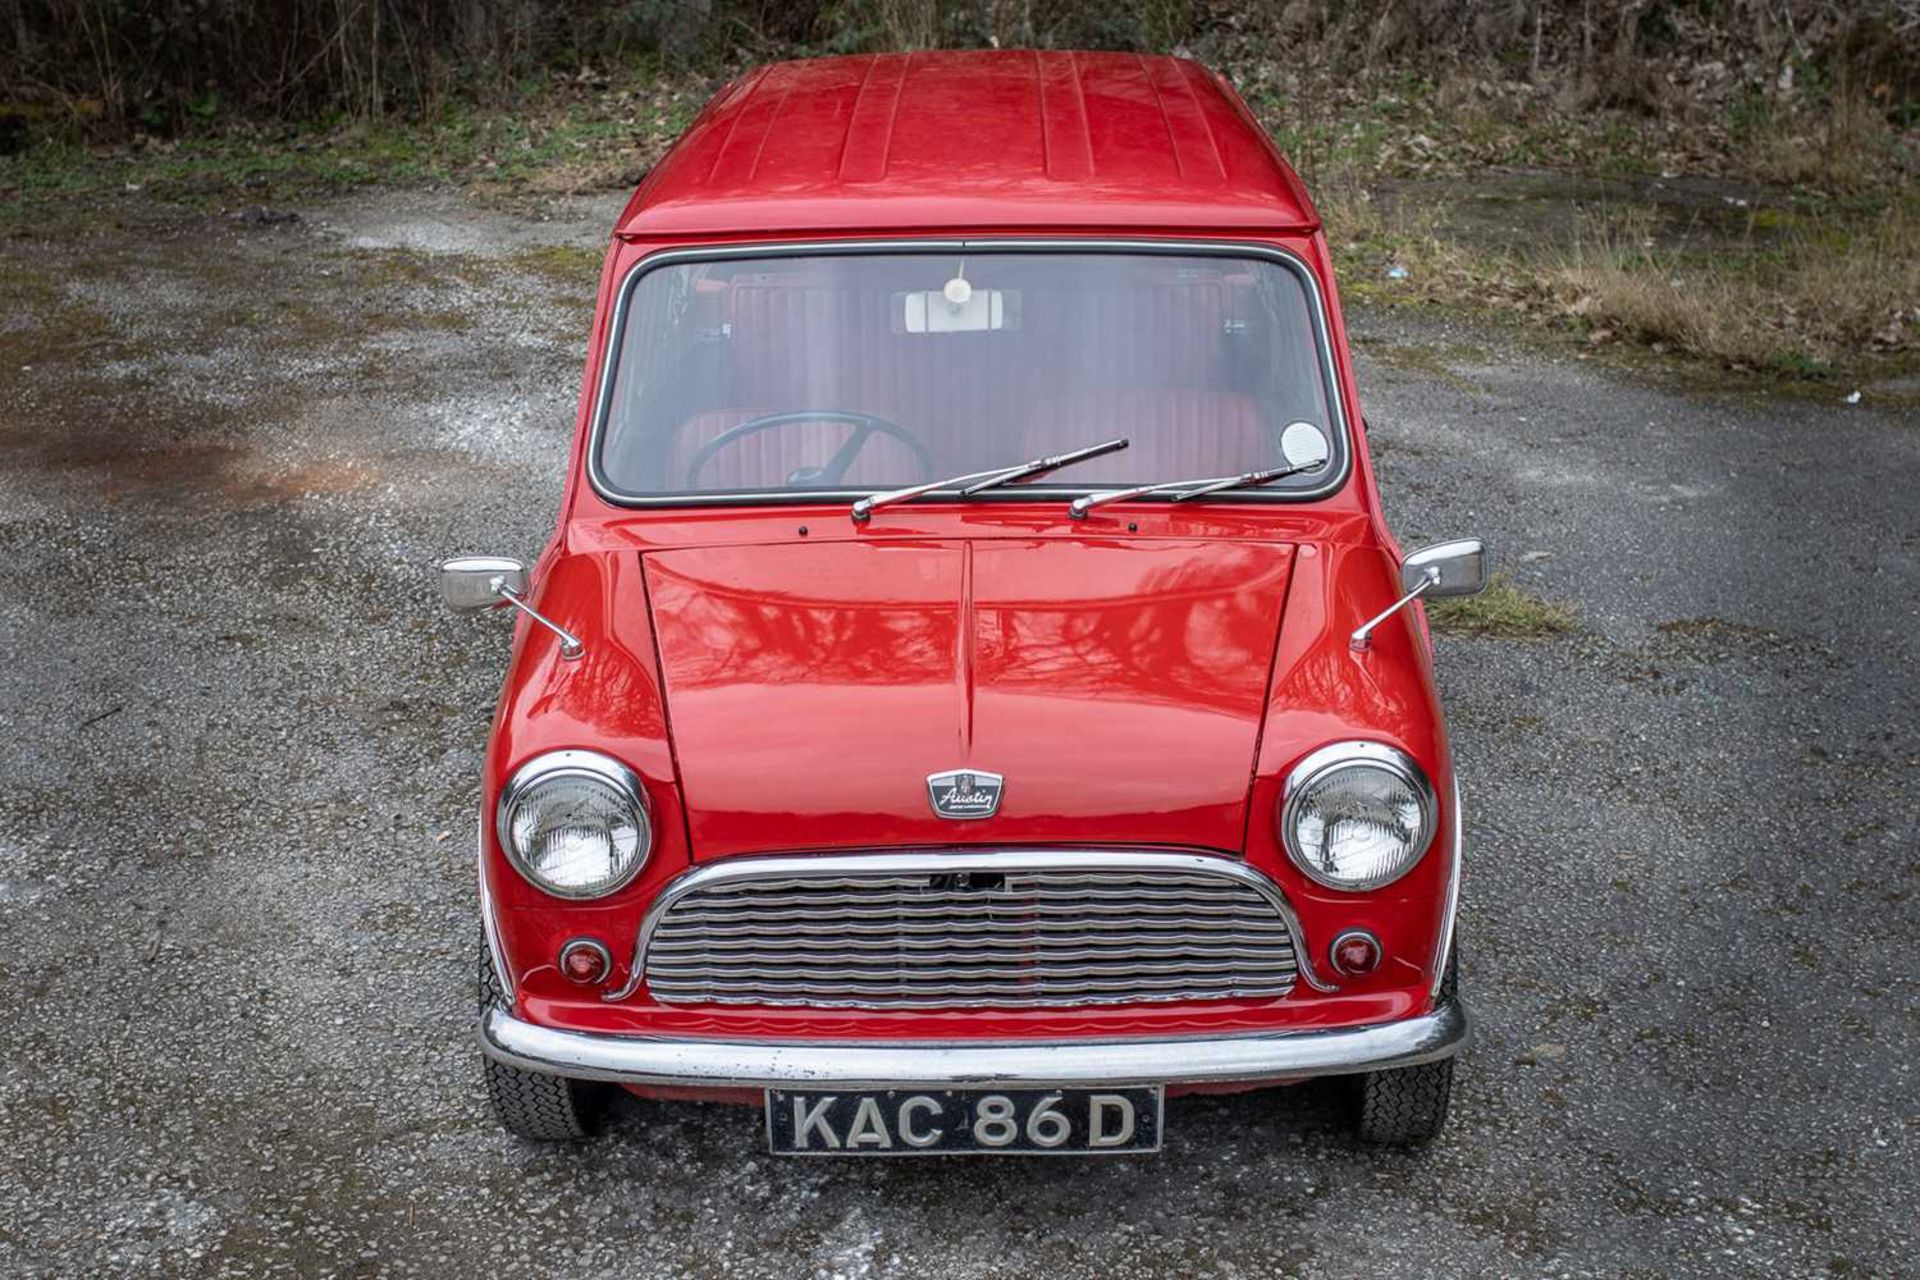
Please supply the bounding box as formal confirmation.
[1319,156,1918,383]
[1317,182,1543,316]
[1554,198,1919,374]
[1741,94,1904,195]
[1428,575,1576,640]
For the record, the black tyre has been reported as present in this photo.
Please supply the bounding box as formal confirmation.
[477,941,610,1141]
[1354,949,1459,1145]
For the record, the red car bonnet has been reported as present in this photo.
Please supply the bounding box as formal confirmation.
[641,534,1295,857]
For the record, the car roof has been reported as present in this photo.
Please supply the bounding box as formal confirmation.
[616,51,1318,239]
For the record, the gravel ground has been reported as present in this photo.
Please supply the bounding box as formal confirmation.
[0,192,1914,1279]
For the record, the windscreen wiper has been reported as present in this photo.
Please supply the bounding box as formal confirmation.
[851,437,1129,523]
[1169,458,1328,500]
[1067,457,1328,520]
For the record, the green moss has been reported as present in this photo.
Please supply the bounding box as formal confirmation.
[0,258,140,368]
[344,249,440,287]
[510,243,604,286]
[0,71,706,230]
[1354,337,1486,394]
[1428,575,1576,640]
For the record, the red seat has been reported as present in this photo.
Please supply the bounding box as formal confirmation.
[1022,390,1278,484]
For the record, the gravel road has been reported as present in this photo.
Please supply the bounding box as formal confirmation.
[1,192,1913,1278]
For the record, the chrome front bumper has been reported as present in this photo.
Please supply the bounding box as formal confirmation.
[479,1001,1470,1089]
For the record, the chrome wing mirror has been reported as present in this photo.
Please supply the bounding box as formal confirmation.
[1351,538,1488,652]
[439,556,584,659]
[1400,539,1488,597]
[441,556,526,611]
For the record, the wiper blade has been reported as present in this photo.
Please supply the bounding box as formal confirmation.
[1169,458,1327,501]
[1067,457,1327,520]
[958,437,1130,496]
[852,437,1129,523]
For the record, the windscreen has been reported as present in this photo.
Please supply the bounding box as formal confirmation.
[594,250,1342,500]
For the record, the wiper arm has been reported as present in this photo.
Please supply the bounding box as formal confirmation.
[1169,458,1327,501]
[1067,457,1327,520]
[851,437,1129,523]
[1069,476,1230,520]
[958,437,1130,496]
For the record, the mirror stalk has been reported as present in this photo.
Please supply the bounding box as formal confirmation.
[1349,538,1490,653]
[1350,569,1439,652]
[493,582,586,660]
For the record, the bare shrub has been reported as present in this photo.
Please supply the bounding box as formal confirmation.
[2,1,1915,136]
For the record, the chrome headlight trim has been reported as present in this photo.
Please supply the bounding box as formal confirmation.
[477,820,512,994]
[495,749,651,900]
[1279,741,1437,892]
[1431,776,1463,1000]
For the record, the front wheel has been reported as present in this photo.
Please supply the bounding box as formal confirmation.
[477,941,611,1141]
[1353,950,1459,1145]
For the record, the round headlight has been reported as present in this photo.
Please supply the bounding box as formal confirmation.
[1280,742,1436,891]
[497,750,651,899]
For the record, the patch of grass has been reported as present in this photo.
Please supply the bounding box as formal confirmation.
[1274,72,1917,390]
[0,72,709,229]
[1318,171,1919,389]
[0,256,140,369]
[510,243,605,286]
[1315,178,1515,302]
[1734,93,1900,195]
[1352,335,1486,394]
[1552,195,1920,378]
[1428,574,1575,640]
[1248,70,1663,188]
[345,248,441,286]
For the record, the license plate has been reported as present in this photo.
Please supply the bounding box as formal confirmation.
[765,1086,1163,1156]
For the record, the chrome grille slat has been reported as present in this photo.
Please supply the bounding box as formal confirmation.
[648,933,1295,957]
[649,914,1288,941]
[648,951,1297,976]
[641,857,1301,1010]
[685,882,1259,901]
[649,971,1298,993]
[648,976,1299,1008]
[688,883,1259,907]
[651,990,1293,1010]
[662,897,1275,923]
[694,872,1244,894]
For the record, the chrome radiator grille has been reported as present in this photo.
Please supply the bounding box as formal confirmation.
[641,858,1300,1009]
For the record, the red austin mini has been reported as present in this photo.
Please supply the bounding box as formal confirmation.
[444,50,1485,1153]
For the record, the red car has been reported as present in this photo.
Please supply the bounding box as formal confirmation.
[443,50,1485,1153]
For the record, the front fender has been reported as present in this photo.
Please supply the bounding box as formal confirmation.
[479,550,689,1005]
[1248,539,1457,1007]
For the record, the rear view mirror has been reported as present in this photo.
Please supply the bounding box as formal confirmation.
[1400,539,1488,598]
[440,556,527,613]
[899,288,1013,333]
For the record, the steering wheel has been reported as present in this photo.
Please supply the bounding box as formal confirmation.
[683,410,934,490]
